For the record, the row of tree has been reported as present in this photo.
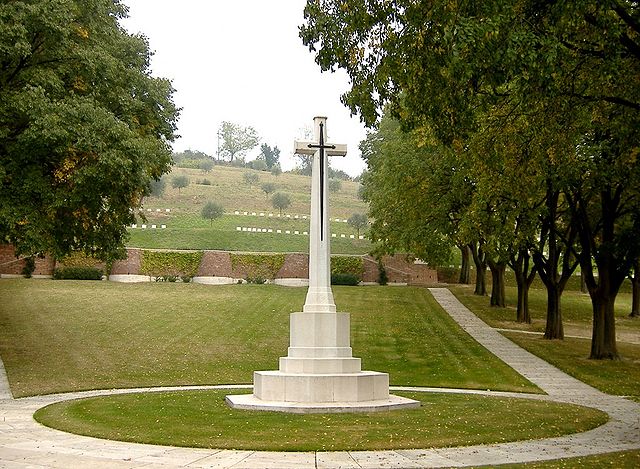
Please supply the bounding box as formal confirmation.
[301,1,640,359]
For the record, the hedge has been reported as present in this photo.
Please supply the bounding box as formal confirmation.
[53,267,103,280]
[230,253,285,280]
[330,256,364,281]
[140,251,203,277]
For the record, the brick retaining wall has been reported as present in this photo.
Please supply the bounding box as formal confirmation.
[0,245,438,286]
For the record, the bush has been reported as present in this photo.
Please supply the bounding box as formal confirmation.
[377,260,388,285]
[331,273,360,286]
[200,178,212,185]
[330,256,364,280]
[53,267,103,280]
[21,257,36,278]
[245,276,267,284]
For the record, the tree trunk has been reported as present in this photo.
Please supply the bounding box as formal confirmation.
[470,242,487,296]
[630,260,639,318]
[544,284,564,339]
[459,244,471,284]
[488,259,506,307]
[590,293,619,359]
[511,249,535,324]
[631,275,640,318]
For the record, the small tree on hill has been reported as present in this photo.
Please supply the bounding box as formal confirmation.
[243,171,259,188]
[261,182,276,199]
[348,213,368,237]
[271,164,282,177]
[200,159,214,173]
[272,192,291,215]
[329,178,342,192]
[149,177,166,198]
[201,201,224,225]
[172,175,189,193]
[218,121,259,162]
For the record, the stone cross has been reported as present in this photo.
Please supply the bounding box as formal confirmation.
[295,117,346,313]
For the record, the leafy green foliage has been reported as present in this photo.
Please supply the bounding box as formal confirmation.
[53,267,103,280]
[260,182,276,199]
[0,0,178,261]
[331,272,360,285]
[258,143,280,170]
[230,253,285,280]
[271,192,291,215]
[171,175,189,192]
[242,171,259,187]
[328,178,342,192]
[139,251,203,277]
[347,213,368,237]
[200,201,223,225]
[21,257,36,278]
[218,121,259,162]
[148,177,166,198]
[331,256,364,280]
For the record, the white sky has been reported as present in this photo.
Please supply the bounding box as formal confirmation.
[121,0,369,177]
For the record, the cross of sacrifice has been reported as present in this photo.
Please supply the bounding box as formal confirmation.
[294,117,347,241]
[294,117,347,313]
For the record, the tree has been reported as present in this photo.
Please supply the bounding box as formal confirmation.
[261,182,276,200]
[271,164,282,177]
[328,178,341,193]
[218,121,259,162]
[0,0,178,261]
[243,172,259,188]
[258,143,280,170]
[200,159,214,173]
[271,192,291,215]
[201,201,224,225]
[347,213,368,238]
[149,177,166,198]
[630,260,640,318]
[302,1,640,358]
[172,175,189,193]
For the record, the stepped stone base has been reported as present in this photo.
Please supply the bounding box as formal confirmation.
[225,392,420,414]
[253,370,389,402]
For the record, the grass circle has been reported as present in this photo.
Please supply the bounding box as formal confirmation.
[34,390,607,451]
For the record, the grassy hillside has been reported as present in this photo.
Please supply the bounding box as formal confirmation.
[128,165,371,254]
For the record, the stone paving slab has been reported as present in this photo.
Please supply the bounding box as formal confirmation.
[0,288,638,468]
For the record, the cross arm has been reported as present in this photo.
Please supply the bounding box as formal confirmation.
[294,141,347,157]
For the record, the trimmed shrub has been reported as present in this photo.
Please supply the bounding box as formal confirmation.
[377,260,389,285]
[21,257,36,278]
[331,273,360,286]
[230,253,285,280]
[140,251,203,278]
[330,256,364,281]
[53,267,103,280]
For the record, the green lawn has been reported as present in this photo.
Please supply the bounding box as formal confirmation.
[34,390,606,452]
[449,285,640,398]
[127,213,371,254]
[0,280,536,397]
[131,166,371,254]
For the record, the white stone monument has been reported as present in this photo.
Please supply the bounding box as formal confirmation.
[226,117,419,413]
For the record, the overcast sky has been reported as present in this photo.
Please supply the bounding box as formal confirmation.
[121,0,369,177]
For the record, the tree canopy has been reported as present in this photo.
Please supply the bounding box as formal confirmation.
[0,0,178,261]
[218,121,259,162]
[302,0,640,358]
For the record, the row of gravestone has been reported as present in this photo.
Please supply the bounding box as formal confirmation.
[131,224,167,229]
[234,210,349,223]
[236,227,364,239]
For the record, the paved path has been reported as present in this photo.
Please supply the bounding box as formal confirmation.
[0,288,638,468]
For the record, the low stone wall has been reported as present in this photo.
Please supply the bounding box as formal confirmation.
[0,245,439,286]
